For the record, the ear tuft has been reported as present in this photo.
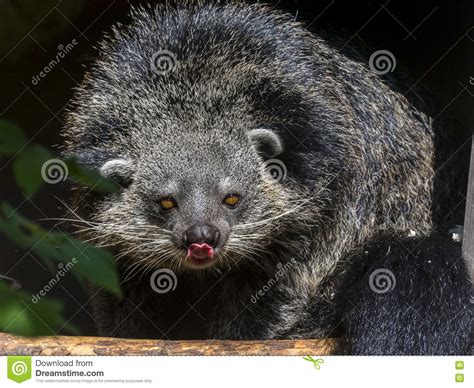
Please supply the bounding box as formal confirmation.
[247,128,283,158]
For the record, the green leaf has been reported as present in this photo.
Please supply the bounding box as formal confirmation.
[12,145,54,195]
[60,238,122,295]
[0,281,69,336]
[0,119,27,156]
[0,203,122,297]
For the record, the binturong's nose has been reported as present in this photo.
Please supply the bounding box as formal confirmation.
[182,224,221,248]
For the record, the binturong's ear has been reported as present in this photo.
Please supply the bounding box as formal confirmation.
[247,128,283,159]
[99,158,134,188]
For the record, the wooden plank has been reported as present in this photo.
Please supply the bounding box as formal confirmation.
[463,139,474,281]
[0,333,339,356]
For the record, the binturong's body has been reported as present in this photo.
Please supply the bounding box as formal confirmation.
[62,1,472,354]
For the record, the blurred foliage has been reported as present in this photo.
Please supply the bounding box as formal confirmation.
[0,118,121,336]
[0,282,75,337]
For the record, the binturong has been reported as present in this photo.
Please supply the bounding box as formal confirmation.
[61,1,472,354]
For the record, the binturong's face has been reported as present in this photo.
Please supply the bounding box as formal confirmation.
[77,127,298,273]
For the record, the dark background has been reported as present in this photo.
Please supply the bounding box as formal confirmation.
[0,0,472,335]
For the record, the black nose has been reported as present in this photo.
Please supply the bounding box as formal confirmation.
[182,224,220,248]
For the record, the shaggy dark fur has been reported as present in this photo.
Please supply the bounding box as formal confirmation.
[61,1,472,354]
[340,231,472,355]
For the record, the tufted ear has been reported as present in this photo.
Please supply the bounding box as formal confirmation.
[247,128,283,159]
[99,158,134,188]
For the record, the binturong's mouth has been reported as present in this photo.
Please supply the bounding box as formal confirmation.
[181,223,222,269]
[185,242,216,269]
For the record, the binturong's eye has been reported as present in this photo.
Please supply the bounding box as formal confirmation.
[160,198,177,210]
[223,194,241,208]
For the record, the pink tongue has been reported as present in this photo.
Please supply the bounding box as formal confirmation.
[187,243,214,259]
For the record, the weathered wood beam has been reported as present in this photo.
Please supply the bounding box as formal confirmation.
[0,333,340,356]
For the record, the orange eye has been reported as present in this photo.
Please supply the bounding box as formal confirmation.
[160,198,176,210]
[223,194,241,208]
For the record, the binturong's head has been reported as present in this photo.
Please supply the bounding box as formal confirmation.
[66,125,302,273]
[102,128,291,271]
